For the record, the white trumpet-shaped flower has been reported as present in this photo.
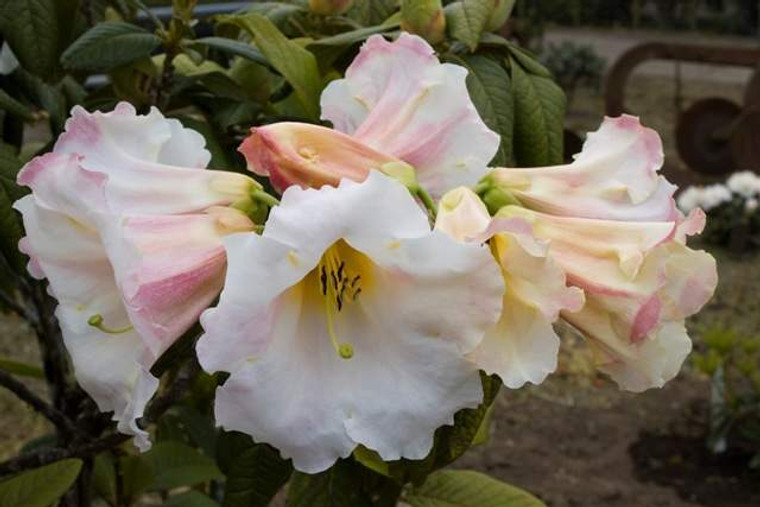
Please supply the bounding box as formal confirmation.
[197,172,504,473]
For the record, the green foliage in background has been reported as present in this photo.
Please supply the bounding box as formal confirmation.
[692,326,760,468]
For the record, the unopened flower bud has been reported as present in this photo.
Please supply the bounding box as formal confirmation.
[486,0,516,32]
[379,161,418,191]
[435,187,491,241]
[308,0,353,16]
[401,0,446,45]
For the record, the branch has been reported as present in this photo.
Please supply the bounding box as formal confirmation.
[0,370,80,438]
[0,433,129,477]
[0,359,198,477]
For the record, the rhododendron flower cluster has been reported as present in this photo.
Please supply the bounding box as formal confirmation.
[14,33,717,473]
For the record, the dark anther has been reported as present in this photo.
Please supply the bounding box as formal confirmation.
[353,288,362,301]
[320,267,328,295]
[337,262,345,281]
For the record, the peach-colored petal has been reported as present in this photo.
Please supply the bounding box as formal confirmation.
[239,122,397,193]
[488,116,678,221]
[55,103,254,214]
[321,33,499,197]
[434,188,583,388]
[103,210,254,358]
[496,206,717,391]
[434,186,492,242]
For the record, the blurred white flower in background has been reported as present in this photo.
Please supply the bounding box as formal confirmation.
[701,184,733,210]
[746,198,759,214]
[726,171,760,198]
[676,186,704,213]
[677,184,732,213]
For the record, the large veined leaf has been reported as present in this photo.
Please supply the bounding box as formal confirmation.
[454,54,514,166]
[0,459,83,507]
[445,0,494,52]
[143,441,223,491]
[221,14,321,120]
[510,57,566,167]
[0,0,79,79]
[406,470,546,507]
[507,45,553,79]
[217,432,292,507]
[61,21,162,72]
[347,0,398,26]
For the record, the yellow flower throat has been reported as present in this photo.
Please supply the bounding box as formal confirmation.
[315,240,368,360]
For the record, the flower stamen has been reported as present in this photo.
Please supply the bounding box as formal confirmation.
[87,314,133,335]
[317,243,364,359]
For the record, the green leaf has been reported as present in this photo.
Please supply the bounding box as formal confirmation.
[0,0,79,79]
[308,25,398,69]
[471,403,495,446]
[507,45,553,79]
[287,459,401,507]
[219,432,292,507]
[166,490,220,507]
[143,441,223,492]
[0,89,36,122]
[406,470,546,507]
[346,0,398,26]
[454,54,514,166]
[510,57,565,167]
[246,2,305,29]
[119,454,154,502]
[222,14,321,120]
[10,69,67,134]
[190,37,270,69]
[0,458,83,507]
[445,0,493,52]
[61,21,162,72]
[0,144,26,273]
[0,358,44,379]
[92,454,116,506]
[178,116,241,171]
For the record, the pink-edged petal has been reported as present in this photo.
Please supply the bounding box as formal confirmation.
[17,152,108,219]
[198,173,501,472]
[488,115,679,221]
[577,316,692,393]
[14,196,158,449]
[320,33,499,197]
[54,103,254,214]
[103,209,254,359]
[468,217,583,387]
[239,122,397,193]
[433,188,582,387]
[495,206,717,392]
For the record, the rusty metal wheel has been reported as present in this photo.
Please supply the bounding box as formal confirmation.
[676,98,741,177]
[730,108,760,172]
